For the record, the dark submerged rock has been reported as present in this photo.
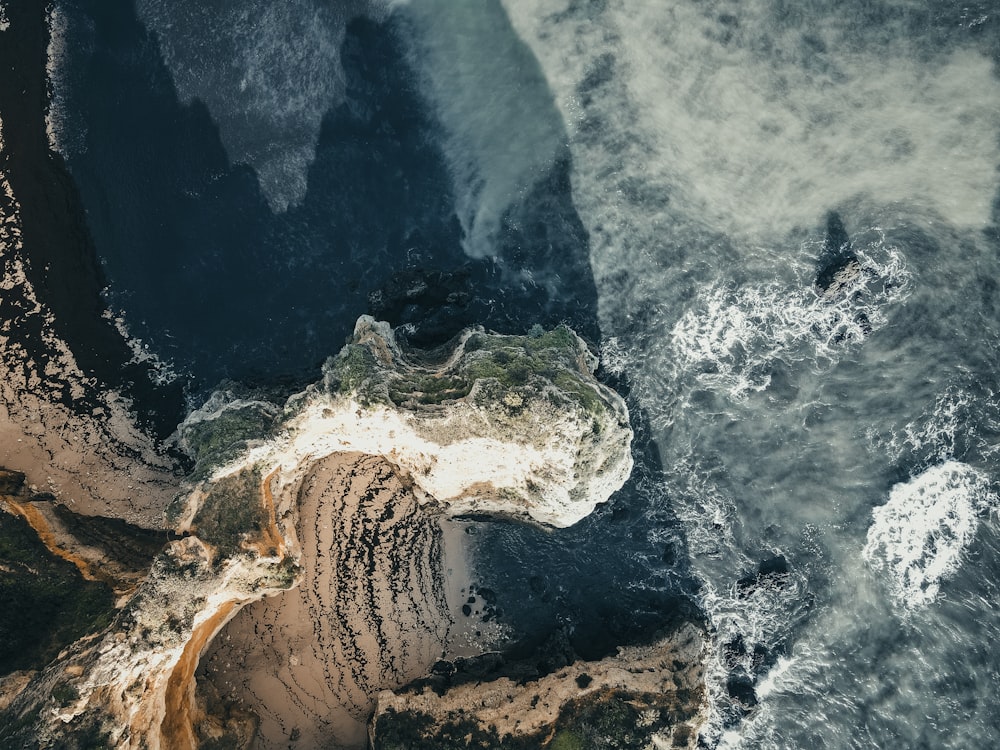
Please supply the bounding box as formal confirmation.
[0,470,26,496]
[815,211,860,296]
[736,554,791,594]
[0,510,115,677]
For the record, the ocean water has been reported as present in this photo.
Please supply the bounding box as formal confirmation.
[41,0,1000,747]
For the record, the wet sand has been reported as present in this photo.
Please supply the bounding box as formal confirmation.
[0,1,185,438]
[201,452,482,749]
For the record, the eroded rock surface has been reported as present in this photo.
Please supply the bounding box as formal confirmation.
[289,315,634,527]
[371,623,707,749]
[202,453,457,749]
[0,318,639,749]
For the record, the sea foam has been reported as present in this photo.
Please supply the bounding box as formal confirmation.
[668,240,909,400]
[864,461,996,610]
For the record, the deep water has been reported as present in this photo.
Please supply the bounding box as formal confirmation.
[51,0,599,391]
[39,0,1000,747]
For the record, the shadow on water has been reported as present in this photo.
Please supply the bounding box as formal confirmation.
[54,0,700,662]
[59,0,601,395]
[467,377,704,665]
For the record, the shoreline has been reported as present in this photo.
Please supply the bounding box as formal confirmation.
[200,452,489,749]
[0,6,185,526]
[0,0,185,438]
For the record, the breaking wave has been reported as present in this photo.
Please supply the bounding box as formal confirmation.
[669,238,910,400]
[864,461,997,610]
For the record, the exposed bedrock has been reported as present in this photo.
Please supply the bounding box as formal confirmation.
[815,211,863,301]
[370,623,707,749]
[0,318,636,749]
[310,315,634,527]
[0,482,297,750]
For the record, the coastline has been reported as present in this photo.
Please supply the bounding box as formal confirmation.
[0,0,184,437]
[201,452,484,749]
[0,2,183,525]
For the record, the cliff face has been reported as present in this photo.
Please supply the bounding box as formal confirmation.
[202,453,456,749]
[0,318,638,749]
[0,491,297,749]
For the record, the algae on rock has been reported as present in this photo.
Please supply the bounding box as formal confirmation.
[0,317,637,748]
[370,623,707,750]
[309,316,633,527]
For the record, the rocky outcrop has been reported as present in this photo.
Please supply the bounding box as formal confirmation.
[0,478,297,749]
[286,315,633,527]
[370,623,707,749]
[176,317,633,530]
[3,496,170,594]
[0,496,116,681]
[0,318,637,749]
[815,212,863,301]
[190,318,636,747]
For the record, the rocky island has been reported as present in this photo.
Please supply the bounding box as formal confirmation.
[0,317,704,749]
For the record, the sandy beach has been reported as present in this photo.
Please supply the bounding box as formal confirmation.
[0,1,184,528]
[201,452,486,749]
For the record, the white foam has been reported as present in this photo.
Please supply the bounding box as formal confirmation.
[44,5,85,157]
[502,0,1000,242]
[668,240,909,400]
[495,0,1000,382]
[102,307,182,386]
[396,0,564,258]
[598,336,628,376]
[486,1,1000,741]
[0,115,177,525]
[870,387,972,468]
[864,461,996,610]
[0,3,10,32]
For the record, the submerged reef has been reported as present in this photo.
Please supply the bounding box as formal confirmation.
[0,318,654,749]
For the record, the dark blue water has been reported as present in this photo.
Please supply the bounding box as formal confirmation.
[47,0,1000,746]
[52,0,598,392]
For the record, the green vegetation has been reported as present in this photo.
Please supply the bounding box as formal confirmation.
[329,344,383,402]
[549,731,585,750]
[371,709,531,750]
[189,466,266,560]
[0,706,41,749]
[51,682,80,707]
[0,512,115,676]
[388,375,471,406]
[552,372,601,414]
[331,323,602,414]
[181,405,277,480]
[371,687,700,750]
[197,735,244,750]
[266,556,301,589]
[459,326,602,413]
